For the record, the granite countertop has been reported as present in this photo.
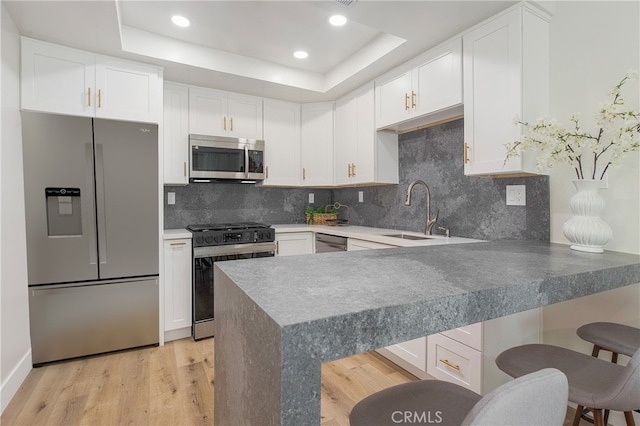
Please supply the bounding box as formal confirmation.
[272,224,482,247]
[214,240,640,425]
[163,228,191,240]
[217,240,640,331]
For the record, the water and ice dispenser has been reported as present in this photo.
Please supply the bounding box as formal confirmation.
[45,187,82,236]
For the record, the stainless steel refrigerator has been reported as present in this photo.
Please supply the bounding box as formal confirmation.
[22,111,159,365]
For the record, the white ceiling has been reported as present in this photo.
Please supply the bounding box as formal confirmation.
[2,0,517,103]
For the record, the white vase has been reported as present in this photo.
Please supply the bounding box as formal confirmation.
[562,180,612,253]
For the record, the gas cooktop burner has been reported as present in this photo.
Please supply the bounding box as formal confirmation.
[186,222,271,232]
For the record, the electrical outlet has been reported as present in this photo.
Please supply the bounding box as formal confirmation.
[167,192,176,205]
[506,185,526,206]
[309,193,314,204]
[358,191,364,203]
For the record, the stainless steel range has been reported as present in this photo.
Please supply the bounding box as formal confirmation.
[186,222,275,340]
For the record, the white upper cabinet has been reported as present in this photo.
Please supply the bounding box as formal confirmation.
[301,103,334,187]
[262,99,301,186]
[163,83,190,185]
[375,38,463,132]
[188,87,263,139]
[21,37,162,123]
[463,5,550,176]
[335,84,398,186]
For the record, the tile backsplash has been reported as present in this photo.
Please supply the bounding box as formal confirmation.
[164,118,549,241]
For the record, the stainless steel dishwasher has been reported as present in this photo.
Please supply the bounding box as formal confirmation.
[315,233,348,253]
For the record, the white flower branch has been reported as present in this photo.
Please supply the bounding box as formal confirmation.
[505,69,640,180]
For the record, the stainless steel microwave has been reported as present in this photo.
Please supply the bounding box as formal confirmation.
[189,134,265,182]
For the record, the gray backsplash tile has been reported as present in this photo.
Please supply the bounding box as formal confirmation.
[164,118,549,241]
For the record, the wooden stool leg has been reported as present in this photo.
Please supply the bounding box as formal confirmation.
[592,408,604,426]
[611,352,619,363]
[604,409,610,426]
[624,411,636,426]
[573,405,585,426]
[592,345,601,357]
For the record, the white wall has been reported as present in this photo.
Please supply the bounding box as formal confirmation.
[0,3,32,414]
[543,2,640,423]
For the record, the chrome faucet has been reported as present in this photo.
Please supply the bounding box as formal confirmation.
[405,180,438,235]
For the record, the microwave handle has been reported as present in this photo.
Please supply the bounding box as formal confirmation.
[244,144,249,179]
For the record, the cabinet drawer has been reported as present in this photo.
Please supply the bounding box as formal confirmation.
[427,333,481,393]
[440,322,482,351]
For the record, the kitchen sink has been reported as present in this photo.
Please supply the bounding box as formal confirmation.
[383,233,433,240]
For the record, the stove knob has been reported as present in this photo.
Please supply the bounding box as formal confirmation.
[213,234,223,244]
[195,236,205,245]
[205,236,214,244]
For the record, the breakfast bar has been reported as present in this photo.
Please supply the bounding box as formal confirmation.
[213,240,640,425]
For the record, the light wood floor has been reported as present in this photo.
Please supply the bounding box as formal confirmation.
[2,337,583,425]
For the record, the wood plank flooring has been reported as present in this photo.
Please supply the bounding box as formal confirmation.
[2,337,582,425]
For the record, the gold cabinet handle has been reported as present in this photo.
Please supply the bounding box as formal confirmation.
[404,93,410,111]
[98,89,102,108]
[183,162,187,177]
[88,87,91,107]
[464,143,470,164]
[302,167,306,180]
[223,116,227,131]
[348,163,352,177]
[230,117,233,131]
[170,242,186,246]
[439,359,460,371]
[411,90,416,108]
[266,166,269,179]
[276,240,279,255]
[351,163,356,177]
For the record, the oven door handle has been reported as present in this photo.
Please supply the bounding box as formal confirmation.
[193,242,276,258]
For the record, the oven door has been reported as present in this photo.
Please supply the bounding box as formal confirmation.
[192,242,275,340]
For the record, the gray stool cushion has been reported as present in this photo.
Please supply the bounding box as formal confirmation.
[349,380,481,426]
[496,344,640,412]
[349,369,568,426]
[577,322,640,357]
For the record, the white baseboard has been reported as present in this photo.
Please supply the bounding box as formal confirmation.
[164,327,192,343]
[1,349,32,414]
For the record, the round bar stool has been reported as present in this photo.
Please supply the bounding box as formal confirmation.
[577,322,640,362]
[349,368,568,426]
[496,344,640,426]
[577,322,640,424]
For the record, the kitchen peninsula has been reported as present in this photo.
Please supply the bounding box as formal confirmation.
[214,241,640,425]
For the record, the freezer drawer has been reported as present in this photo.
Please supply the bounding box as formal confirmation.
[29,277,159,365]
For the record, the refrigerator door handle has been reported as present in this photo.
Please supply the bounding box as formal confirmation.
[244,144,249,179]
[85,143,98,266]
[95,143,108,267]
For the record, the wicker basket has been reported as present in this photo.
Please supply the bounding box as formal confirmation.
[305,212,338,225]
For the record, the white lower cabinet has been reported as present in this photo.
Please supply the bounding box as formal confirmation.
[427,309,541,394]
[275,232,314,256]
[163,238,192,342]
[378,337,430,380]
[427,328,482,392]
[346,238,397,251]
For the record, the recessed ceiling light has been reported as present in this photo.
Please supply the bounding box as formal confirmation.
[293,50,309,59]
[171,15,190,28]
[329,15,347,26]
